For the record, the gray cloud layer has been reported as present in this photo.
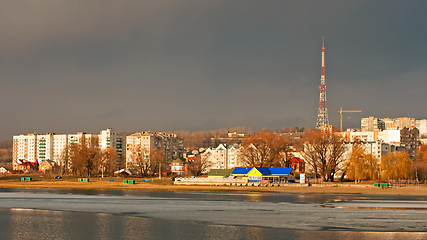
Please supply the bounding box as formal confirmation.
[1,1,426,139]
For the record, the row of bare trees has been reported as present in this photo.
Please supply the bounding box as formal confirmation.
[239,131,292,167]
[59,140,123,177]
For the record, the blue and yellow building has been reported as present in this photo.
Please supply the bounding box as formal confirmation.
[231,167,295,183]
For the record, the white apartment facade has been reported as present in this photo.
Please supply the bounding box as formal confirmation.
[13,129,125,171]
[361,116,416,131]
[12,134,37,169]
[202,144,241,171]
[36,134,54,163]
[416,119,427,137]
[98,128,126,158]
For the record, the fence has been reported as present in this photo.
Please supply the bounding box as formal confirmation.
[387,179,420,187]
[174,177,247,186]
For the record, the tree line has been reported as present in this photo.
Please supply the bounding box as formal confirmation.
[58,139,123,177]
[238,129,427,182]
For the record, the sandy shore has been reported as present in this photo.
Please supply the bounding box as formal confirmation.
[1,175,426,196]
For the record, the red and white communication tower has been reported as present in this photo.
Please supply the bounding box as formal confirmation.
[316,36,329,129]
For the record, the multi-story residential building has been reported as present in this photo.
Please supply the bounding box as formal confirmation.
[400,127,420,159]
[380,118,394,130]
[343,130,379,143]
[378,130,401,145]
[343,127,419,160]
[12,129,124,171]
[343,140,399,164]
[361,117,382,132]
[53,134,68,163]
[202,144,241,171]
[12,134,37,170]
[362,117,416,131]
[416,119,427,138]
[98,128,126,158]
[37,133,54,163]
[126,131,183,171]
[394,117,416,130]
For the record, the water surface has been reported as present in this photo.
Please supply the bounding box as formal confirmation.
[0,188,425,239]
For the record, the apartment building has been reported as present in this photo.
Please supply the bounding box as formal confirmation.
[12,134,37,170]
[53,134,68,163]
[343,127,419,160]
[343,140,400,164]
[98,128,126,158]
[36,134,54,163]
[361,116,417,131]
[361,117,382,131]
[202,144,241,171]
[126,131,183,171]
[400,127,420,159]
[415,119,427,137]
[12,129,125,171]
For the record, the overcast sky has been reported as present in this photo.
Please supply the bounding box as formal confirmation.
[1,1,426,139]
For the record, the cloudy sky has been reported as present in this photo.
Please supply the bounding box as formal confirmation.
[1,1,426,139]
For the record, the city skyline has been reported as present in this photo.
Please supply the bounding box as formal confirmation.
[1,1,427,140]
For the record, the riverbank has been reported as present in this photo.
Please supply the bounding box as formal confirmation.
[1,175,426,196]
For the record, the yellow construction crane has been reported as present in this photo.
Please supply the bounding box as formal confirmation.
[338,107,362,132]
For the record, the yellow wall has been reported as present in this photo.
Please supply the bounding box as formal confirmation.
[247,168,263,177]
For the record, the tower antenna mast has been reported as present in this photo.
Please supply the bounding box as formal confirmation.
[316,36,329,129]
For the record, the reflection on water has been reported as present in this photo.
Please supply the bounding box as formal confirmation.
[1,208,425,240]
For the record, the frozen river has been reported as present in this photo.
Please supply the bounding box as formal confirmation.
[0,188,425,239]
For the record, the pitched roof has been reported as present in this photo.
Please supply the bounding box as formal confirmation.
[232,167,293,176]
[172,158,185,163]
[232,167,252,175]
[208,169,234,176]
[289,157,303,163]
[268,167,293,175]
[254,167,271,175]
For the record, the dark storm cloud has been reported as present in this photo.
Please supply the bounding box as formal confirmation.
[1,1,426,139]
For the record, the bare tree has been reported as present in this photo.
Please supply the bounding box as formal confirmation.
[150,149,164,178]
[59,146,71,175]
[69,139,101,177]
[188,154,210,176]
[240,131,290,167]
[130,145,161,177]
[99,148,119,178]
[301,130,346,182]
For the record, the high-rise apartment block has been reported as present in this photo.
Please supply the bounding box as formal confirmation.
[12,129,125,171]
[415,119,427,137]
[13,134,37,164]
[126,132,183,171]
[98,128,126,158]
[361,116,416,131]
[361,116,381,131]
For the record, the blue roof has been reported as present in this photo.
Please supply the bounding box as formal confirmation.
[268,167,293,175]
[254,167,271,175]
[232,167,293,176]
[232,167,252,175]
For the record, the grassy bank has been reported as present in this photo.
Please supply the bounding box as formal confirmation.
[1,174,426,196]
